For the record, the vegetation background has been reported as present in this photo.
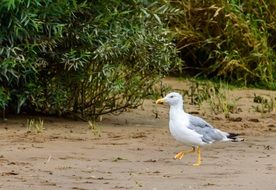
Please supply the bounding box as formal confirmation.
[0,0,275,120]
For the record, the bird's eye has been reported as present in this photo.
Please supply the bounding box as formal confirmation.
[170,95,174,98]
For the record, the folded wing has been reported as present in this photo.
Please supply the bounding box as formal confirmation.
[187,114,228,143]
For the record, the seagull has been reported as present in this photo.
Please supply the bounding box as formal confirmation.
[156,92,240,166]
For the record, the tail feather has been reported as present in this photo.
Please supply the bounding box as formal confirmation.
[227,133,244,142]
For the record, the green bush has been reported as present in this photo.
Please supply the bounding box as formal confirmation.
[0,0,180,119]
[170,0,276,87]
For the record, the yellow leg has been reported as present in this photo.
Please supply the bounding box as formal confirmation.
[193,146,202,166]
[174,147,195,160]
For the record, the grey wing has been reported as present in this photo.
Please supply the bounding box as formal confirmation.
[187,114,225,143]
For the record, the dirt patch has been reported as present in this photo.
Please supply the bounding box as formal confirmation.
[0,78,275,190]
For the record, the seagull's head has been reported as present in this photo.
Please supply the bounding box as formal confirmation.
[156,92,183,107]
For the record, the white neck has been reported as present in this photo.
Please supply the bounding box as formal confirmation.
[169,101,185,118]
[171,100,184,110]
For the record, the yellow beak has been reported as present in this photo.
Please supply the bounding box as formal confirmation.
[156,98,165,104]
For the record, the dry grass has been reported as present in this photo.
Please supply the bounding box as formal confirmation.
[182,80,240,115]
[26,118,45,133]
[169,0,276,88]
[88,120,101,137]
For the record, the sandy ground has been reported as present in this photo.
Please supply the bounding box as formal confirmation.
[0,78,276,190]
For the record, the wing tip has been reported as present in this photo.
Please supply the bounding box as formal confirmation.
[227,133,244,142]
